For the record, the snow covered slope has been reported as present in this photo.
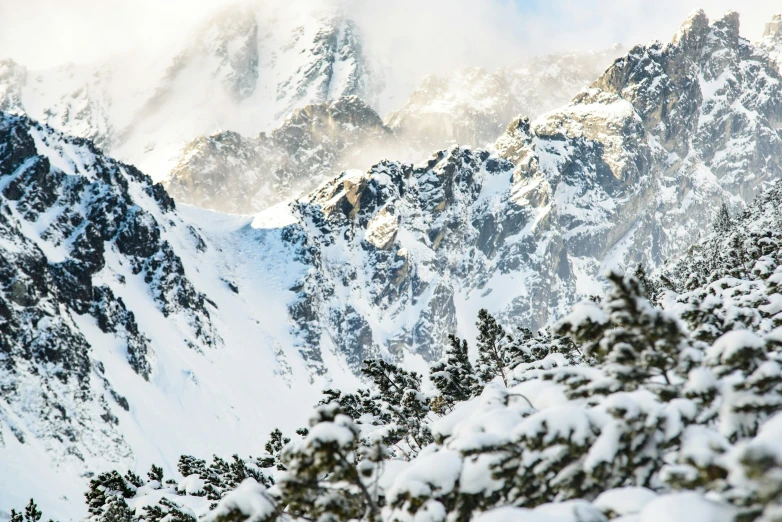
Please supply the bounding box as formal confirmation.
[0,112,360,519]
[0,0,382,182]
[42,174,782,522]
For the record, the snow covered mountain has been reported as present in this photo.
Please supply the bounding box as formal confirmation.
[0,112,361,518]
[0,58,137,152]
[111,2,382,180]
[3,8,782,521]
[1,4,622,217]
[384,47,624,152]
[164,48,621,216]
[267,9,782,363]
[164,96,397,214]
[19,157,782,522]
[155,8,782,389]
[0,0,382,181]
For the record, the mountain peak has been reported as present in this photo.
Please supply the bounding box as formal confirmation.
[0,59,27,113]
[714,10,740,36]
[672,9,710,49]
[764,14,782,39]
[761,13,782,70]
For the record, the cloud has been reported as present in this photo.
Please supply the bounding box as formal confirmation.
[0,0,223,68]
[344,0,778,110]
[0,0,778,77]
[507,0,777,53]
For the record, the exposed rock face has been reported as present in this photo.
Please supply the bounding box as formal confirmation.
[586,10,782,258]
[274,14,377,119]
[165,96,394,214]
[761,14,782,69]
[113,4,383,178]
[167,48,621,216]
[282,149,518,366]
[506,8,782,299]
[384,67,517,151]
[384,47,624,152]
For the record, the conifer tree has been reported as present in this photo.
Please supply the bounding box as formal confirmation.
[430,334,480,410]
[23,499,41,522]
[555,271,689,398]
[362,359,433,455]
[633,262,659,302]
[97,498,133,522]
[123,472,144,489]
[177,456,207,478]
[147,464,164,483]
[317,389,378,420]
[258,429,290,470]
[725,232,750,279]
[714,202,733,233]
[85,471,135,516]
[278,403,382,522]
[507,327,580,366]
[141,498,195,522]
[704,330,782,441]
[196,455,271,503]
[475,309,511,386]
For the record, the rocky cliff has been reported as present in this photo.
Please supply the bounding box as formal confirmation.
[761,13,782,69]
[165,96,395,214]
[272,10,782,365]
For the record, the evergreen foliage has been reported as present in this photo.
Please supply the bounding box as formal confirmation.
[258,429,290,470]
[429,334,480,411]
[555,271,690,399]
[177,456,207,479]
[85,471,135,516]
[147,464,164,483]
[9,500,50,522]
[277,403,383,522]
[506,327,581,370]
[199,455,272,502]
[361,359,433,456]
[23,499,41,522]
[714,201,733,233]
[141,498,195,522]
[475,309,512,386]
[633,262,661,302]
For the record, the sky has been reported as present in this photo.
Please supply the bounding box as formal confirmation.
[0,0,778,71]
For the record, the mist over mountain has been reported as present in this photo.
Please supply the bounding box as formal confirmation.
[1,3,782,522]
